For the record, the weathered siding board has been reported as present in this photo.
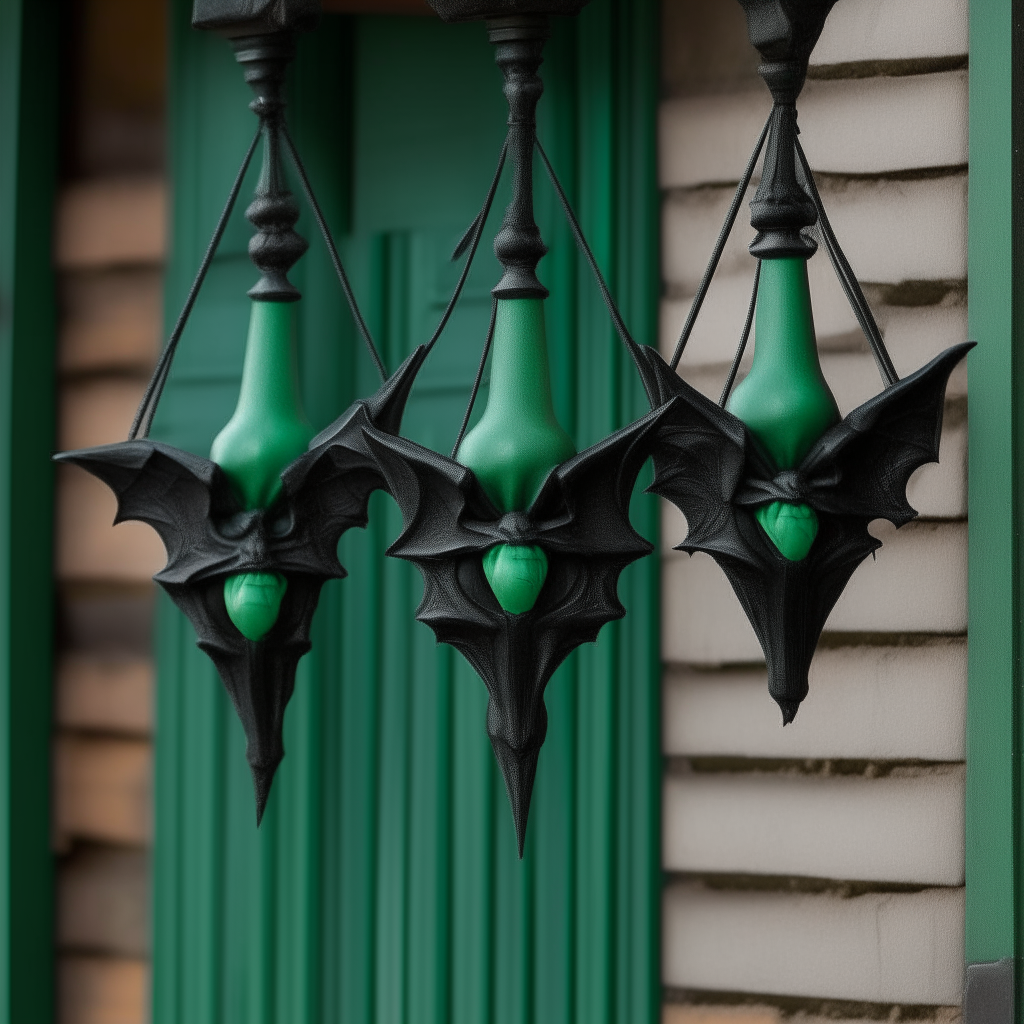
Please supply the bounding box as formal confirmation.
[52,2,166,1017]
[663,885,965,1006]
[810,0,968,67]
[664,642,967,762]
[664,768,965,885]
[661,71,968,188]
[659,0,969,1015]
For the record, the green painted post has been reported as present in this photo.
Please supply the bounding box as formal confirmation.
[966,0,1020,1009]
[0,1,57,1022]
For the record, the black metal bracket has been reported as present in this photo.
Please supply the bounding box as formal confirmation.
[193,0,316,300]
[192,0,319,38]
[737,0,837,258]
[964,960,1015,1024]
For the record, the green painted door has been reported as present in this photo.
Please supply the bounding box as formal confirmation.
[154,5,659,1023]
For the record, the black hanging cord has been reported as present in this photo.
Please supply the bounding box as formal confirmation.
[719,260,761,406]
[670,115,772,371]
[794,140,899,388]
[535,138,644,366]
[426,140,508,354]
[129,126,261,440]
[281,126,388,382]
[452,296,498,456]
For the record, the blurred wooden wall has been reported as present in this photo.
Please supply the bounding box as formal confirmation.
[54,0,166,1021]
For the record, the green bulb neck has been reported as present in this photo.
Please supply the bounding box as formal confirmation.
[726,257,839,471]
[727,257,838,562]
[456,298,575,512]
[210,300,313,510]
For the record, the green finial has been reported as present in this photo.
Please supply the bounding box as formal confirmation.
[210,301,313,640]
[726,257,839,561]
[457,299,576,614]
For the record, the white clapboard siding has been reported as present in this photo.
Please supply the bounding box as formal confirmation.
[663,885,965,1005]
[663,767,964,885]
[664,174,967,294]
[810,0,968,67]
[664,642,967,762]
[661,72,967,190]
[662,520,967,666]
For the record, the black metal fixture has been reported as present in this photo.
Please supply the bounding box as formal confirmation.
[646,0,972,721]
[55,0,431,822]
[356,0,687,856]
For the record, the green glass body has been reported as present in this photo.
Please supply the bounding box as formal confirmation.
[210,300,313,639]
[457,298,576,613]
[726,257,839,560]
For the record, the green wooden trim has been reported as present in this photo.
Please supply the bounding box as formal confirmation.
[966,0,1021,989]
[0,0,58,1021]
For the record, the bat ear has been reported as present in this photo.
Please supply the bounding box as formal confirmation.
[366,345,430,435]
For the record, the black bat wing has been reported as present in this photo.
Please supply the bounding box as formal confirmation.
[54,439,242,585]
[794,342,973,525]
[633,345,753,561]
[273,344,432,579]
[635,345,871,721]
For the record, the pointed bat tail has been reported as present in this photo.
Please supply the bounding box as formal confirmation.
[489,736,540,859]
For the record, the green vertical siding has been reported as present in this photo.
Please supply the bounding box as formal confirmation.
[154,5,659,1022]
[966,0,1020,978]
[0,1,57,1021]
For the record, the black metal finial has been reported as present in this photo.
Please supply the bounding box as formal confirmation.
[737,0,837,259]
[487,15,550,299]
[192,1,317,300]
[235,35,308,301]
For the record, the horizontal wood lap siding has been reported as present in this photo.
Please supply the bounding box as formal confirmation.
[153,4,660,1023]
[0,0,58,1021]
[658,0,969,1016]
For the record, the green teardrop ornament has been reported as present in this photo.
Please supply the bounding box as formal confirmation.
[755,501,819,562]
[457,299,575,613]
[483,544,549,615]
[726,258,840,562]
[224,572,288,642]
[211,301,313,635]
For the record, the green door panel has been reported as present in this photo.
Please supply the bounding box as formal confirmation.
[154,5,659,1023]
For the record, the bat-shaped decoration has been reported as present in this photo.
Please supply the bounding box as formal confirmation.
[57,347,428,821]
[647,0,976,721]
[370,403,665,855]
[636,341,972,723]
[54,0,413,821]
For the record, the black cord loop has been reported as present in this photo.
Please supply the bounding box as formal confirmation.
[795,140,899,387]
[670,114,771,371]
[452,296,498,457]
[282,125,387,381]
[720,260,761,406]
[535,138,645,371]
[426,140,508,355]
[129,126,262,440]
